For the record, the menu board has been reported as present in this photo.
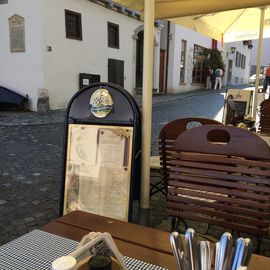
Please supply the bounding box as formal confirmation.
[223,89,253,125]
[64,124,133,221]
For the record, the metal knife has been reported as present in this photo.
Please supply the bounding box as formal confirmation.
[215,242,220,270]
[231,238,245,270]
[185,228,199,270]
[218,232,233,270]
[200,241,212,270]
[170,232,183,270]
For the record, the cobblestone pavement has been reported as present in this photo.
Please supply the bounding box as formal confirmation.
[0,123,63,244]
[0,87,269,257]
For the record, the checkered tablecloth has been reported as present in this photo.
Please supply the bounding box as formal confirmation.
[0,230,168,270]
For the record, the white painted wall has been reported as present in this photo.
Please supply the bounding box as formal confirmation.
[43,0,142,110]
[165,22,251,92]
[0,0,44,111]
[167,23,218,93]
[223,41,252,85]
[250,38,270,66]
[160,20,168,51]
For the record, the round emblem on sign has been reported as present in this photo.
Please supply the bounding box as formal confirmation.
[89,89,113,118]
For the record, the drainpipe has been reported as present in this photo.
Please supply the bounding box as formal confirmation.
[164,21,170,94]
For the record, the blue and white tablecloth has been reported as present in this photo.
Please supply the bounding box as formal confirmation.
[0,230,168,270]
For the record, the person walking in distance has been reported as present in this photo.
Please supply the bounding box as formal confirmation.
[214,68,223,90]
[263,64,270,93]
[206,65,214,90]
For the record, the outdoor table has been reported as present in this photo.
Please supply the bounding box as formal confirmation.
[43,211,270,270]
[1,210,269,269]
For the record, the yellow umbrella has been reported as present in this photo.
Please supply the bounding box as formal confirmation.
[114,0,270,19]
[170,7,270,119]
[113,0,270,212]
[170,8,270,42]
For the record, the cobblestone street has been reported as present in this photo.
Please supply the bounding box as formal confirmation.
[0,123,63,244]
[0,88,269,257]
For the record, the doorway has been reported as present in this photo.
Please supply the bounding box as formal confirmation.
[108,58,124,88]
[159,49,165,92]
[227,60,233,85]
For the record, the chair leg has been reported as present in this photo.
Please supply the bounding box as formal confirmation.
[179,218,188,232]
[205,223,211,234]
[171,217,177,232]
[256,235,262,254]
[171,217,188,233]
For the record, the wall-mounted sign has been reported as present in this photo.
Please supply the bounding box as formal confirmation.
[9,14,25,53]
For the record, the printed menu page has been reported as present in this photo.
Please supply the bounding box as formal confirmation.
[64,125,133,221]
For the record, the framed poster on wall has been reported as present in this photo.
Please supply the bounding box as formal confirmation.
[64,124,133,221]
[223,89,253,125]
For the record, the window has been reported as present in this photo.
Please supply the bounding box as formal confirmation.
[65,9,82,40]
[235,52,246,68]
[108,22,119,49]
[241,54,246,69]
[192,44,206,84]
[235,51,241,67]
[180,40,187,83]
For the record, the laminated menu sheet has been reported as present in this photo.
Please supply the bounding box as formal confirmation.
[64,124,133,221]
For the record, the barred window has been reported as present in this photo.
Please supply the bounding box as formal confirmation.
[65,9,82,40]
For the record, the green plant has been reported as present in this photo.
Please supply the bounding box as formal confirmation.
[204,48,225,71]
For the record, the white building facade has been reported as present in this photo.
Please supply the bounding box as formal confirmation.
[0,0,144,110]
[250,38,270,74]
[0,0,252,111]
[162,22,252,93]
[223,41,252,85]
[164,23,222,93]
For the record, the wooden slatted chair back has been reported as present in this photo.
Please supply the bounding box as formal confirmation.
[259,99,270,134]
[168,125,270,235]
[158,118,223,192]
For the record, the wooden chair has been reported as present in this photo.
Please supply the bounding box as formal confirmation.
[167,124,270,245]
[152,117,223,197]
[259,99,270,134]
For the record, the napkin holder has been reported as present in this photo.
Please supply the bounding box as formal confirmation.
[68,232,127,270]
